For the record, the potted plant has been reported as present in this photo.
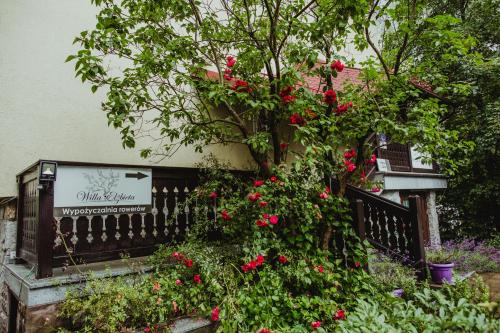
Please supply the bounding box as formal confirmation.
[426,247,455,284]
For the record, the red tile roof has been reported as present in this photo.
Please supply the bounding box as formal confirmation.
[205,64,364,93]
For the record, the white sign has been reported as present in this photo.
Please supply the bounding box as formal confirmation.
[376,159,392,172]
[54,166,152,217]
[410,147,433,170]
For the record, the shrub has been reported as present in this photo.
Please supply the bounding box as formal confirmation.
[336,288,500,333]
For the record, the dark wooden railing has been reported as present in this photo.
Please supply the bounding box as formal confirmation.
[346,184,426,277]
[16,162,426,279]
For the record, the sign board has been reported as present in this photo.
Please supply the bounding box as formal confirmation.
[410,147,433,170]
[376,159,392,172]
[54,166,152,217]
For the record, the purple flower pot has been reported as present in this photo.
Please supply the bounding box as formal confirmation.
[428,262,455,284]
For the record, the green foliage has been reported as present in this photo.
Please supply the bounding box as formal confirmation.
[369,254,418,296]
[336,287,500,333]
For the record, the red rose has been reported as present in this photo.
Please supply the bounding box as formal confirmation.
[355,261,361,268]
[319,192,329,199]
[193,274,202,284]
[371,186,381,193]
[311,321,321,329]
[144,327,151,333]
[262,213,270,219]
[256,220,268,227]
[330,60,345,72]
[278,255,288,264]
[241,264,250,272]
[231,79,251,92]
[226,56,236,67]
[175,279,183,286]
[211,306,220,321]
[172,251,181,259]
[223,68,232,80]
[269,215,279,225]
[344,149,356,159]
[248,192,262,202]
[259,330,272,333]
[282,95,296,104]
[343,159,356,172]
[324,89,337,105]
[221,210,231,221]
[259,201,268,208]
[254,180,265,187]
[279,86,293,97]
[368,154,377,164]
[289,113,306,126]
[152,281,161,292]
[256,255,265,265]
[248,260,257,269]
[209,192,218,199]
[316,265,324,273]
[270,176,278,183]
[333,309,346,320]
[184,259,193,268]
[280,142,288,150]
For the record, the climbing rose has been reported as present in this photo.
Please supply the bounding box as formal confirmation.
[344,149,356,159]
[278,255,288,264]
[279,86,293,97]
[355,261,361,268]
[231,79,251,92]
[221,210,231,221]
[319,192,329,199]
[211,306,220,321]
[324,89,337,104]
[259,330,272,333]
[269,215,279,225]
[184,259,193,268]
[259,201,268,208]
[336,102,352,114]
[330,60,345,72]
[344,160,356,172]
[256,255,265,265]
[311,321,321,329]
[371,186,381,193]
[209,192,218,199]
[280,142,288,150]
[333,309,346,320]
[223,68,232,80]
[368,154,377,164]
[289,113,306,125]
[262,213,270,219]
[175,279,183,286]
[282,95,296,104]
[144,327,151,333]
[226,56,236,67]
[256,220,268,227]
[152,281,160,292]
[270,176,278,183]
[254,180,265,187]
[248,192,262,202]
[316,265,324,273]
[193,274,202,284]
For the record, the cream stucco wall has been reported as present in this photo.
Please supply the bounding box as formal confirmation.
[0,0,254,197]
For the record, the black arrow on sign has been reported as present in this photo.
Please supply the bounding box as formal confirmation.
[125,172,148,180]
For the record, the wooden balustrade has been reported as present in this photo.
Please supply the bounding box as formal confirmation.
[346,184,426,277]
[16,162,426,279]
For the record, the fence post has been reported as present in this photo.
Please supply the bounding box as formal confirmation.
[36,182,54,278]
[409,195,427,280]
[353,199,366,241]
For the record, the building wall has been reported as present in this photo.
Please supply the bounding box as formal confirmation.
[0,1,379,198]
[0,0,256,198]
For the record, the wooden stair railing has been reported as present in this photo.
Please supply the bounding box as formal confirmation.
[345,184,427,278]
